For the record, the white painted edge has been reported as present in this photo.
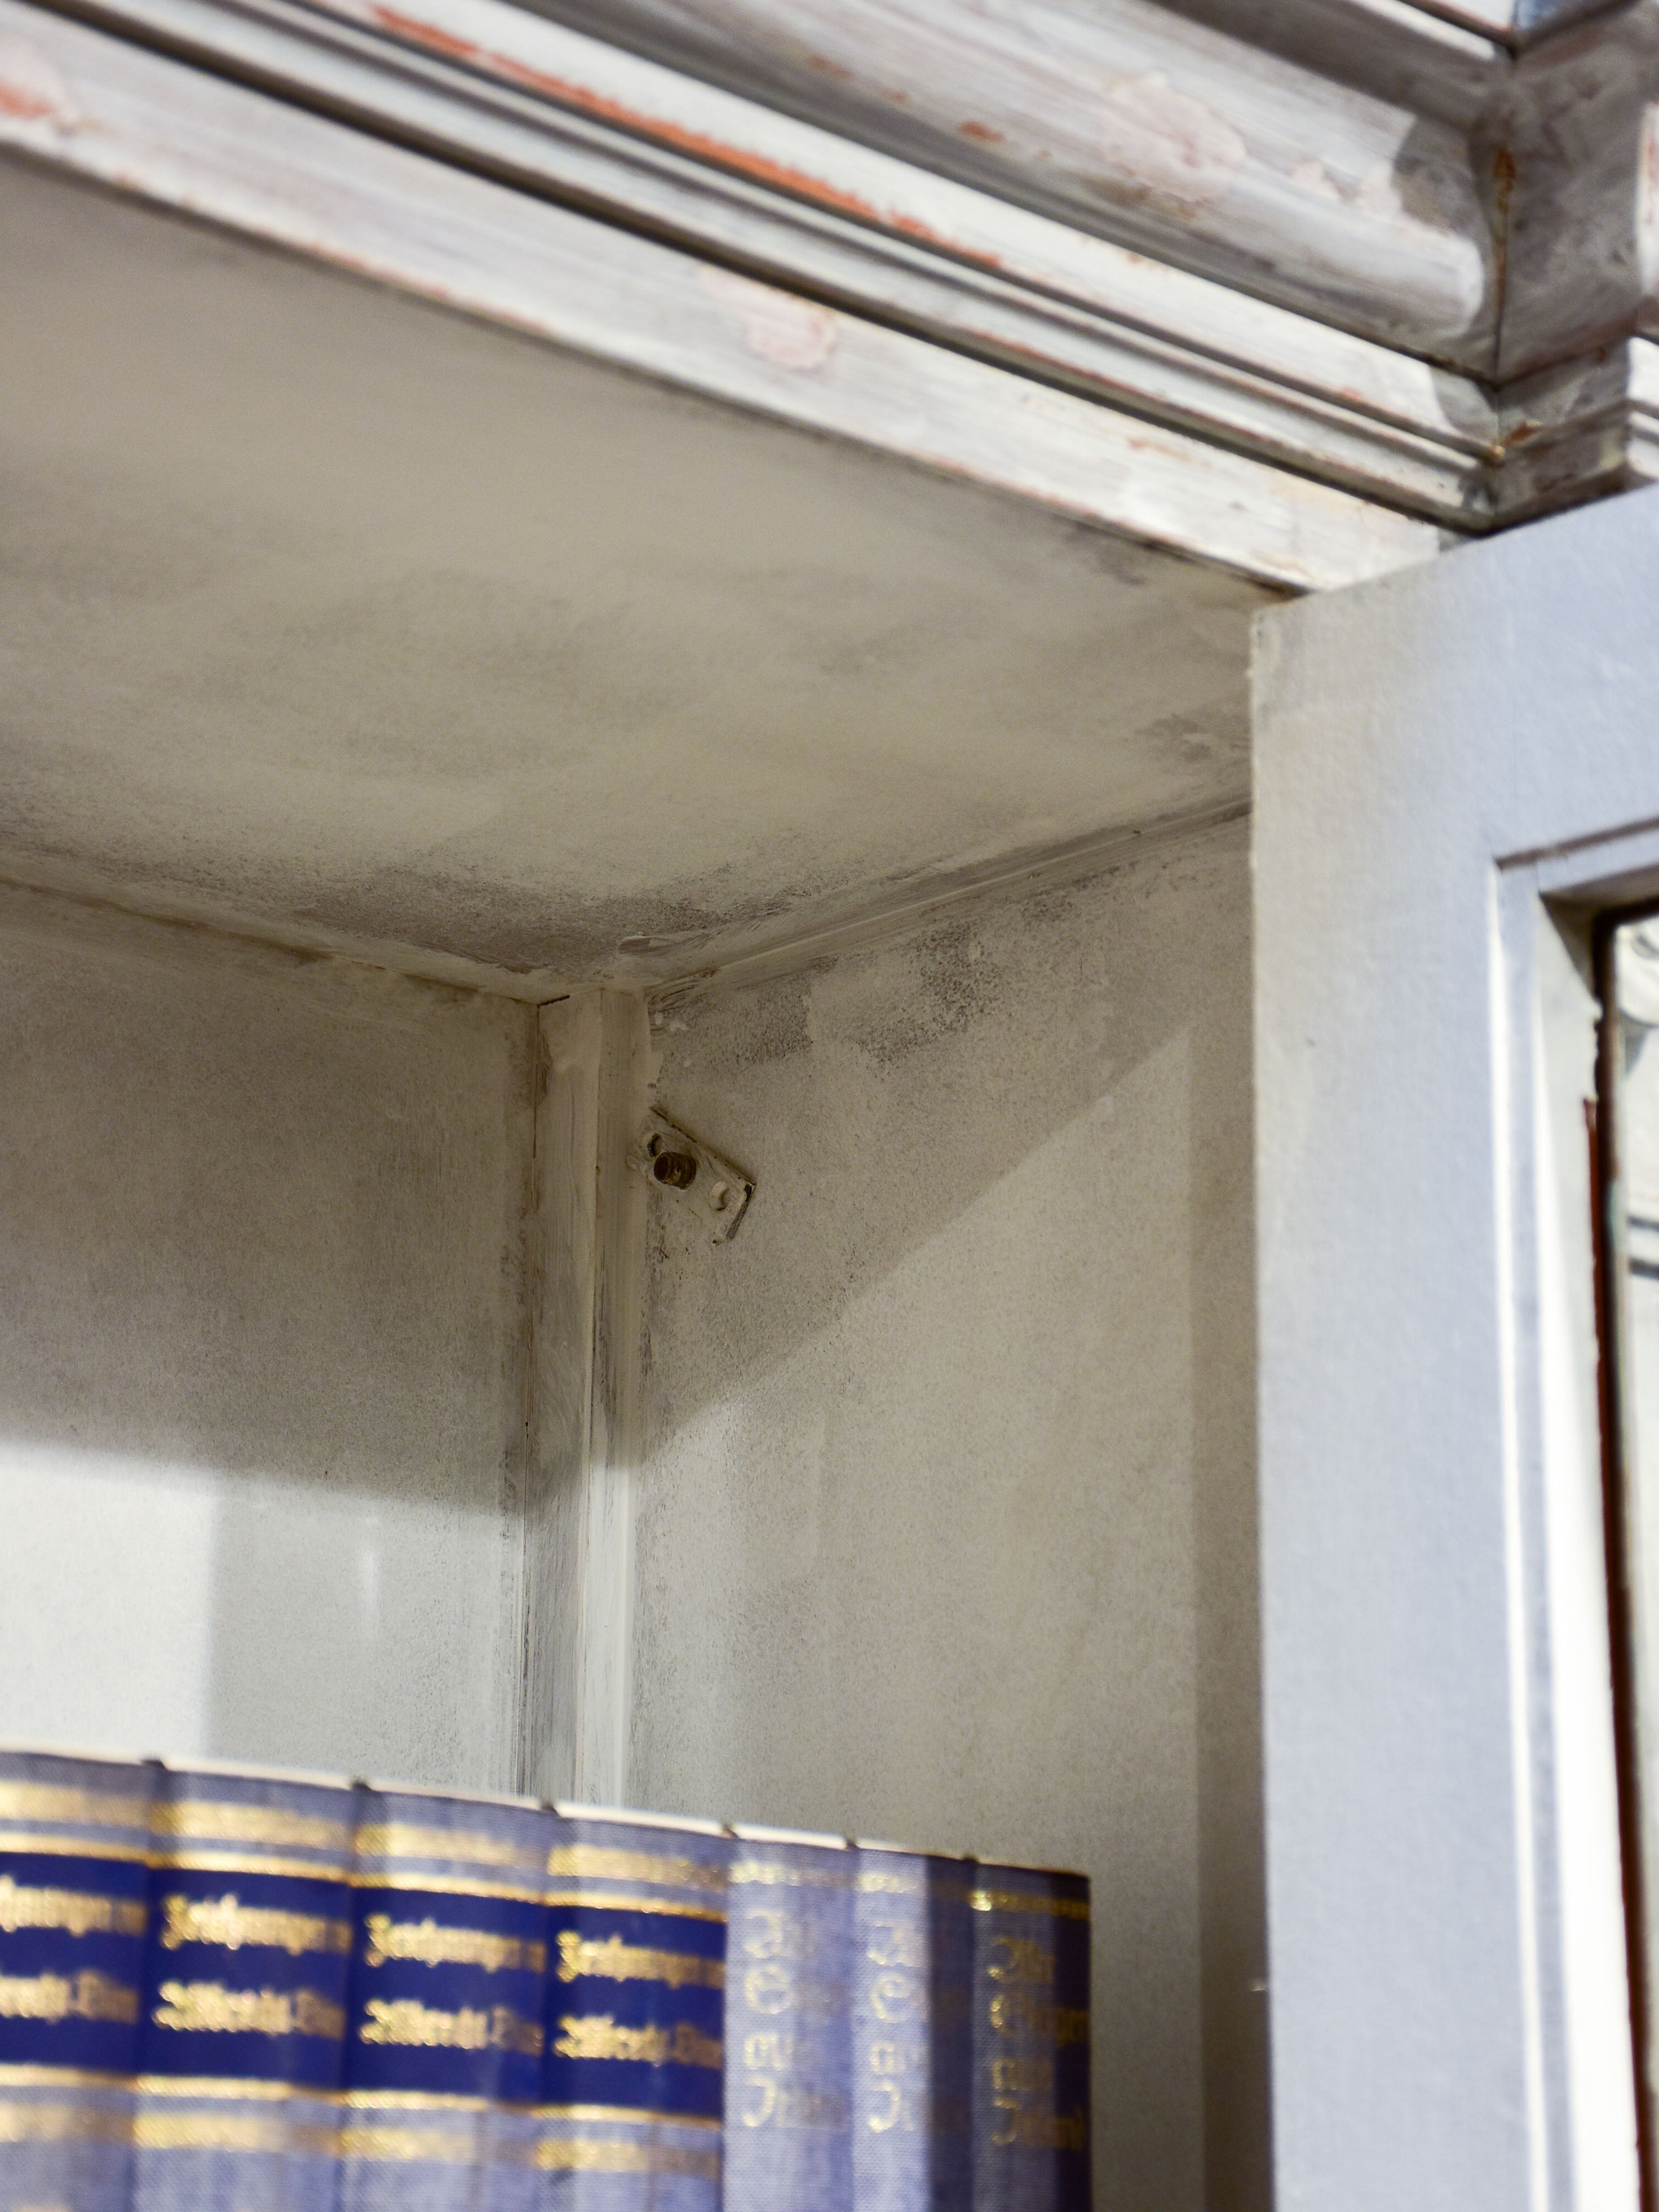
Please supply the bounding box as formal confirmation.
[523,992,648,1811]
[0,0,1445,586]
[1407,0,1517,33]
[1352,0,1514,47]
[0,806,1257,1034]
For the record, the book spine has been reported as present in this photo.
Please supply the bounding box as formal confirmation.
[539,1808,728,2208]
[853,1846,972,2212]
[338,1787,551,2212]
[723,1829,854,2212]
[130,1762,356,2212]
[968,1864,1092,2212]
[0,1747,153,2212]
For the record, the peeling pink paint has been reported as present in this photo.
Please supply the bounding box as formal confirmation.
[1097,72,1245,218]
[0,33,77,126]
[370,6,950,252]
[698,265,838,371]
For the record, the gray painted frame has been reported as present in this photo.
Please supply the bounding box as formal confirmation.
[1251,485,1659,2209]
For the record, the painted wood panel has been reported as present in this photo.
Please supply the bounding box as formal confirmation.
[3,0,1501,521]
[524,0,1500,363]
[0,0,1440,588]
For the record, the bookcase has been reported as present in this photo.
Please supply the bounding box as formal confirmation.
[0,110,1270,2212]
[0,822,1259,2207]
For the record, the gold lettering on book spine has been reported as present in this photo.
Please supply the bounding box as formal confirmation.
[161,1894,351,1958]
[553,2016,722,2069]
[857,1869,925,1895]
[358,1998,542,2056]
[990,2101,1088,2152]
[0,1785,147,1830]
[0,2098,133,2147]
[534,2138,720,2178]
[0,1970,138,2025]
[556,1932,722,1991]
[151,1805,349,1853]
[731,1861,850,1891]
[354,1825,540,1872]
[546,1845,726,1893]
[0,1876,145,1939]
[968,1890,1089,1921]
[987,1936,1052,1986]
[363,1916,545,1974]
[985,1990,1088,2049]
[151,1981,345,2039]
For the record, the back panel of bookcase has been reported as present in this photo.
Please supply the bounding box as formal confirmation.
[0,884,537,1787]
[629,818,1258,2212]
[0,817,1261,2212]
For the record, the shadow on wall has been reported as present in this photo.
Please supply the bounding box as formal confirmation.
[0,887,537,1786]
[0,820,1269,2212]
[630,817,1266,2212]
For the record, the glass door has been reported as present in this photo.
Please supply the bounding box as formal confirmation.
[1598,915,1659,2205]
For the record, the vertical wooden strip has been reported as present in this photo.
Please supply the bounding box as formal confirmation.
[578,989,651,1804]
[521,991,599,1799]
[520,988,648,1804]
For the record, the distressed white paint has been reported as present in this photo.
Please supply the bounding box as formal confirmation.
[1250,484,1659,2210]
[0,128,1303,996]
[0,3,1438,592]
[629,821,1266,2212]
[529,0,1498,362]
[12,0,1659,541]
[53,0,1505,523]
[0,884,538,1788]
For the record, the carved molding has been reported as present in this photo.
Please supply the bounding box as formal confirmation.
[0,0,1442,591]
[9,0,1659,567]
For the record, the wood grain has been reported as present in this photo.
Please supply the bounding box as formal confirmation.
[0,0,1442,586]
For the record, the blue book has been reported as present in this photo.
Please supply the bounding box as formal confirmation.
[0,1746,153,2212]
[968,1862,1091,2212]
[338,1784,551,2212]
[130,1759,356,2212]
[852,1843,972,2212]
[723,1825,854,2212]
[538,1804,727,2210]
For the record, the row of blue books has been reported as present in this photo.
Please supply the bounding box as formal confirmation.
[0,1746,1090,2210]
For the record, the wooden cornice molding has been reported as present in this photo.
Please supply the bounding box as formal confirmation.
[517,0,1506,368]
[0,0,1442,591]
[2,0,1505,517]
[6,0,1659,573]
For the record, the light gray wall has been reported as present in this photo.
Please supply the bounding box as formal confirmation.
[0,884,536,1790]
[628,821,1265,2212]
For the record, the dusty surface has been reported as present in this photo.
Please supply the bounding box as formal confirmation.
[0,155,1270,987]
[0,883,535,1786]
[630,820,1264,2211]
